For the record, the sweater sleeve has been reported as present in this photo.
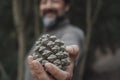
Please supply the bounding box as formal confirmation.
[61,26,85,80]
[61,26,85,66]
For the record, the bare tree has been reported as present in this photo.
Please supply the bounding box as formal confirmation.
[0,62,9,80]
[78,0,92,79]
[34,0,40,39]
[12,0,27,80]
[79,0,103,80]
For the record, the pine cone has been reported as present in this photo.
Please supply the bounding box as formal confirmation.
[32,34,70,70]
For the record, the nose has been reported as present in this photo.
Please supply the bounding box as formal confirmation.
[45,1,53,9]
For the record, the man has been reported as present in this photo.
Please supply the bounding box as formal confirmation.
[25,0,84,80]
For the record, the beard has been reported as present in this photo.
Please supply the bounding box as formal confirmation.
[42,16,56,28]
[41,9,66,28]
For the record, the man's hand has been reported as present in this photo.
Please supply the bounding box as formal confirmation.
[28,45,79,80]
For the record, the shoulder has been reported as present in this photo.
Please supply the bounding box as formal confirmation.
[64,24,85,40]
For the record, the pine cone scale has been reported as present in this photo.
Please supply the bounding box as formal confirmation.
[32,34,70,70]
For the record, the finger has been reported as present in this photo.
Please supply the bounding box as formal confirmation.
[28,56,50,80]
[45,63,71,80]
[27,56,34,69]
[66,45,79,59]
[66,45,79,54]
[32,60,50,80]
[28,55,33,64]
[66,61,74,76]
[32,60,44,74]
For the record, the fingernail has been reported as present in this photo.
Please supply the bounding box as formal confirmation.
[45,63,52,70]
[66,46,73,53]
[66,46,71,50]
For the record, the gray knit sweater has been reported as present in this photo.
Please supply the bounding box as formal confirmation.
[25,19,85,80]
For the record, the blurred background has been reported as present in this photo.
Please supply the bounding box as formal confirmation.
[0,0,120,80]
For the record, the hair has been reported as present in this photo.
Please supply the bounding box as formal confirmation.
[37,0,71,5]
[64,0,71,4]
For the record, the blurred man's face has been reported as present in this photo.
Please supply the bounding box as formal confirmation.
[39,0,69,27]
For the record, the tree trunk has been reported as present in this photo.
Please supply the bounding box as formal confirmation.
[79,0,103,80]
[79,0,92,80]
[25,0,30,16]
[34,0,40,39]
[0,62,9,80]
[12,0,26,80]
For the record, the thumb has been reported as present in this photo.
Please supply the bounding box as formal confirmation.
[65,45,79,59]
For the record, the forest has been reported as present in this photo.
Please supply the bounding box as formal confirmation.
[0,0,120,80]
